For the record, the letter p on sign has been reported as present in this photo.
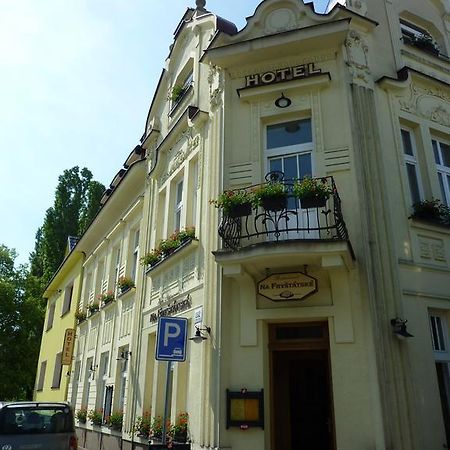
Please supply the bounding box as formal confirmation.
[156,316,188,362]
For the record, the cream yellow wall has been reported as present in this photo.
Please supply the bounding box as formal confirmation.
[35,257,83,402]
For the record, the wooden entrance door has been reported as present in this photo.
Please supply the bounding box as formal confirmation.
[270,323,335,450]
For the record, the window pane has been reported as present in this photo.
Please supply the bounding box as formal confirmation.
[283,156,298,180]
[269,158,282,173]
[299,153,312,179]
[440,142,450,167]
[433,140,441,164]
[176,181,183,203]
[438,172,446,203]
[406,163,421,204]
[267,119,312,149]
[401,130,414,156]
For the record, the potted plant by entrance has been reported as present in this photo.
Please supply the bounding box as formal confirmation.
[117,276,135,294]
[170,412,188,444]
[252,181,288,211]
[106,410,123,431]
[293,177,333,209]
[87,409,103,426]
[211,190,252,218]
[134,412,151,438]
[75,407,87,424]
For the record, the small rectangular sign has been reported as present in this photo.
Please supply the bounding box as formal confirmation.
[62,328,75,365]
[156,316,188,362]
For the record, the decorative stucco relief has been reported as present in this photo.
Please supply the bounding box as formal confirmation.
[263,8,303,35]
[209,63,224,110]
[345,0,367,16]
[418,235,447,263]
[345,31,371,87]
[161,131,200,183]
[398,82,450,127]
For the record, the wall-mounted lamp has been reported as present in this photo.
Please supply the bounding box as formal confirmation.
[390,318,414,339]
[274,93,291,108]
[117,350,132,361]
[189,325,211,343]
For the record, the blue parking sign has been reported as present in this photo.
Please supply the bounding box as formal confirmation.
[156,317,188,361]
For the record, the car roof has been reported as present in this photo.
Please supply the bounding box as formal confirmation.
[0,402,71,409]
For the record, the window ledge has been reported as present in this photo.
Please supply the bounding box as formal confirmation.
[145,238,198,275]
[409,216,450,233]
[118,287,135,299]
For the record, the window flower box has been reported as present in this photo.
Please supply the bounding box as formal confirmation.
[252,182,288,211]
[97,291,115,306]
[211,190,253,217]
[117,276,135,294]
[293,177,333,209]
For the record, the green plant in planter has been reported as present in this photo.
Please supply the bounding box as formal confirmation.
[170,412,188,442]
[134,411,151,437]
[150,415,170,440]
[211,190,253,217]
[412,34,439,55]
[176,226,196,242]
[75,407,87,423]
[88,301,100,314]
[97,291,115,305]
[252,181,288,211]
[170,84,185,103]
[293,177,333,208]
[87,409,103,426]
[106,410,123,430]
[118,276,135,292]
[75,310,87,324]
[411,199,450,225]
[140,249,162,267]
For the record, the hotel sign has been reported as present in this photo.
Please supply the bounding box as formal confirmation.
[62,328,75,365]
[245,63,321,88]
[258,272,317,302]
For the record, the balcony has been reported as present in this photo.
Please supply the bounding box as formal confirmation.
[217,173,350,251]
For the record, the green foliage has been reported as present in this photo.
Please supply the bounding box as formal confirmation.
[412,199,450,225]
[134,412,151,437]
[210,190,252,215]
[29,166,105,285]
[106,410,123,430]
[292,177,333,200]
[170,412,188,441]
[140,227,196,267]
[88,409,103,426]
[170,85,185,103]
[117,276,135,291]
[76,407,87,423]
[0,245,45,400]
[251,181,287,207]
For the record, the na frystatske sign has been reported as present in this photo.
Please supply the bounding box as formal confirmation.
[258,272,317,302]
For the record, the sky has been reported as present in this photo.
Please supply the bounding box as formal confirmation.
[0,0,330,265]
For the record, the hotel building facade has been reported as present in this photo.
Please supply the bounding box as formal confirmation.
[35,1,450,449]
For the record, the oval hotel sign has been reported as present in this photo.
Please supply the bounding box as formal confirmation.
[258,272,317,302]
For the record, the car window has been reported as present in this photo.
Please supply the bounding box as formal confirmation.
[0,406,74,434]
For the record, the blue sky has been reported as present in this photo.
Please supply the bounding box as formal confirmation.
[0,0,330,265]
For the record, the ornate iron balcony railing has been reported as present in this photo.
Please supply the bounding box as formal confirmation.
[217,172,349,250]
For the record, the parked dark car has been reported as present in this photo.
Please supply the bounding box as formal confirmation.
[0,401,77,450]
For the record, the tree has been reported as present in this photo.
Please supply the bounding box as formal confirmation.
[30,167,105,284]
[0,245,45,400]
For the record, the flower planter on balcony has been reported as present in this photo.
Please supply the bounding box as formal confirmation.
[300,196,327,209]
[261,195,287,212]
[226,202,252,218]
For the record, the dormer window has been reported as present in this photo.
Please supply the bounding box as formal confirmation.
[400,19,440,56]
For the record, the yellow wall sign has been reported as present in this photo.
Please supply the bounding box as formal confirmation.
[62,328,75,365]
[258,272,317,301]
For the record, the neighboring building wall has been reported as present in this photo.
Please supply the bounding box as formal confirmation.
[34,257,82,402]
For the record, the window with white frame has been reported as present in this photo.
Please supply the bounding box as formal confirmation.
[131,229,140,282]
[401,128,422,205]
[116,347,129,411]
[432,138,450,206]
[266,119,313,181]
[114,247,121,284]
[174,179,184,232]
[430,313,449,354]
[97,351,109,412]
